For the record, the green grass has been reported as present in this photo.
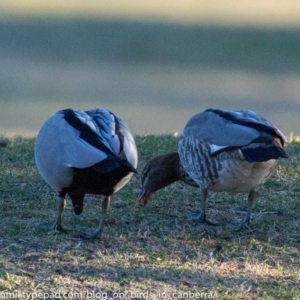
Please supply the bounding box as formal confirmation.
[0,135,299,299]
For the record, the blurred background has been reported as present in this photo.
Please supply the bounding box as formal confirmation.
[0,0,299,137]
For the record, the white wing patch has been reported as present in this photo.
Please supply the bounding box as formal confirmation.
[210,144,228,155]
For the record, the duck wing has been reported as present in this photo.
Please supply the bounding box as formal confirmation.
[180,108,287,162]
[48,109,137,171]
[86,109,138,170]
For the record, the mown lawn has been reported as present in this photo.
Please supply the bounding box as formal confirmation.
[0,135,299,299]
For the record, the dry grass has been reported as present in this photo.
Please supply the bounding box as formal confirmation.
[0,135,299,299]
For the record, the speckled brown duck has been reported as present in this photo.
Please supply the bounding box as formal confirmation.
[140,109,288,230]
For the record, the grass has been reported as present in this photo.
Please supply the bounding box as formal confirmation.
[0,134,299,299]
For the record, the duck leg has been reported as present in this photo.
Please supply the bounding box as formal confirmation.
[227,189,257,230]
[54,196,67,232]
[187,189,218,226]
[80,195,111,239]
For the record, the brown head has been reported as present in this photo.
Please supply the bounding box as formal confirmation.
[139,152,184,205]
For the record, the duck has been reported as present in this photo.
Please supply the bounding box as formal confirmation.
[177,108,288,229]
[139,109,288,230]
[35,108,138,239]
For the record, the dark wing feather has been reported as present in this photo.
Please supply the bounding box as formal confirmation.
[181,108,287,163]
